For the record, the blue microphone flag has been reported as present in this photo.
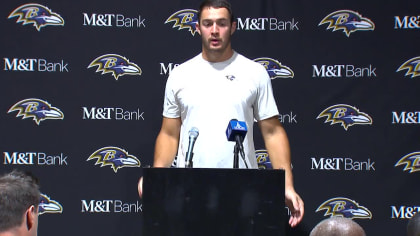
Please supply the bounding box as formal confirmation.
[226,119,247,141]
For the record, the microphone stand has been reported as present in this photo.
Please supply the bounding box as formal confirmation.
[186,152,193,168]
[233,143,239,169]
[233,136,248,169]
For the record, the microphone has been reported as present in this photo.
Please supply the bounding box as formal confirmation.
[226,119,248,168]
[185,127,199,168]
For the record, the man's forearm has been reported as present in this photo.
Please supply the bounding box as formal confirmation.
[262,122,295,190]
[153,132,179,167]
[267,142,294,190]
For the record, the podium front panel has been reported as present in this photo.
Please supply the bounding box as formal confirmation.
[142,168,285,236]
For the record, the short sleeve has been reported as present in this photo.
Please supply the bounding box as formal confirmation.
[162,74,180,118]
[253,65,279,121]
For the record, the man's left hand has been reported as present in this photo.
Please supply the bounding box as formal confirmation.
[285,187,304,227]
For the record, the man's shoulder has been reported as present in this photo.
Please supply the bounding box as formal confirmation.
[177,54,202,67]
[168,54,201,75]
[233,52,267,72]
[166,54,202,83]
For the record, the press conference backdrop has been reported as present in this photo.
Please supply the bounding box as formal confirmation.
[0,0,418,235]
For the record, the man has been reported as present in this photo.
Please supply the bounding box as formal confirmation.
[309,217,366,236]
[408,212,420,236]
[0,170,40,236]
[140,0,304,227]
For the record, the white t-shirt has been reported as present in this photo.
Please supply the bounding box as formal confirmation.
[163,51,279,168]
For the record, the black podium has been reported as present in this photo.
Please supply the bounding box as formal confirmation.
[142,168,286,236]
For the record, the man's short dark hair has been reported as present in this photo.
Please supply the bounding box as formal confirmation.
[0,170,40,232]
[198,0,235,23]
[407,212,420,236]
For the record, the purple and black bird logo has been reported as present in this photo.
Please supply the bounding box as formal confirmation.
[8,3,64,31]
[254,57,294,79]
[316,197,372,219]
[88,54,142,80]
[395,151,420,173]
[397,56,420,78]
[317,104,372,130]
[39,194,63,215]
[8,98,64,125]
[165,9,198,36]
[256,149,273,169]
[87,147,141,173]
[319,10,374,37]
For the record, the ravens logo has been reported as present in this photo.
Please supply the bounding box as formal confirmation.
[39,194,63,215]
[254,57,294,79]
[8,3,64,31]
[316,197,372,219]
[256,149,273,169]
[397,56,420,78]
[8,98,64,125]
[87,147,141,173]
[319,10,374,37]
[165,9,198,36]
[317,104,372,130]
[88,54,142,80]
[395,151,420,173]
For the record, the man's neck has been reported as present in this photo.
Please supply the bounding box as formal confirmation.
[202,48,234,63]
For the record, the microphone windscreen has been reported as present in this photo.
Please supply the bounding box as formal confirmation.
[189,127,199,138]
[226,119,247,141]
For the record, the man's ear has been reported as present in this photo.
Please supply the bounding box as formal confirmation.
[231,21,237,35]
[196,22,201,35]
[25,205,37,231]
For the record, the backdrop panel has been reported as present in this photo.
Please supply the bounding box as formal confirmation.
[1,0,419,235]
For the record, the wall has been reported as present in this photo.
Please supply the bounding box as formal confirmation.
[0,0,418,235]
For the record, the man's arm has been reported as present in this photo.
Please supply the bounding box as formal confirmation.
[153,117,182,167]
[138,117,181,198]
[258,116,304,227]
